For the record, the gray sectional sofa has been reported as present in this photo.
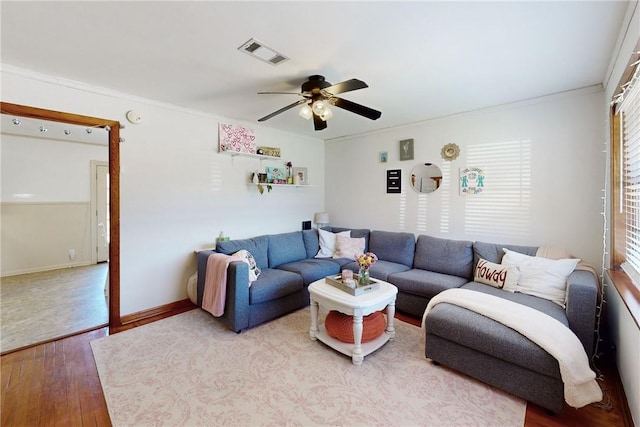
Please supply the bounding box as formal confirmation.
[196,227,599,413]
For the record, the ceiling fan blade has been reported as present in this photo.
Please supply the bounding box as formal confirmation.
[330,97,382,120]
[323,79,368,95]
[258,99,307,122]
[257,91,302,95]
[313,114,327,131]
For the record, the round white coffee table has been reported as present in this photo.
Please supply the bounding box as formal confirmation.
[308,278,398,365]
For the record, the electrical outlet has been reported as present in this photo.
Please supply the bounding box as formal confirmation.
[69,249,76,260]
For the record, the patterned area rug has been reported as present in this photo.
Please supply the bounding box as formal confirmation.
[91,308,526,426]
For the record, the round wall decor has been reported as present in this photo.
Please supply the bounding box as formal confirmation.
[441,143,460,161]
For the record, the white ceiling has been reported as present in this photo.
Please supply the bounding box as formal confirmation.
[0,1,631,141]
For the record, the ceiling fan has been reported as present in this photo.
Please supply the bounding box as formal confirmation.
[257,75,382,131]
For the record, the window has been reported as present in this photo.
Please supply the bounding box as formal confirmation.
[617,76,640,281]
[611,45,640,293]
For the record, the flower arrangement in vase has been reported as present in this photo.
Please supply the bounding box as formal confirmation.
[355,252,377,285]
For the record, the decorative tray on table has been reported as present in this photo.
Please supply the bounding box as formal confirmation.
[325,274,380,296]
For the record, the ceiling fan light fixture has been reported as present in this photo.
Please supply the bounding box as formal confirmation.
[319,107,333,121]
[311,100,328,116]
[299,104,313,120]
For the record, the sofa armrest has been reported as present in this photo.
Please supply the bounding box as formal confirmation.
[196,251,250,332]
[565,269,599,356]
[196,250,215,306]
[221,261,251,332]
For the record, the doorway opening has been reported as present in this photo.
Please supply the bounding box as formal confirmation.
[0,102,121,352]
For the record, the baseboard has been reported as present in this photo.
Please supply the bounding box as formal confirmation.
[117,299,197,332]
[1,261,93,277]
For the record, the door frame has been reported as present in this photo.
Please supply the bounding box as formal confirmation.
[1,102,122,331]
[90,160,109,264]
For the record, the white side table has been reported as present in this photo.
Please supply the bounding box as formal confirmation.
[308,278,398,365]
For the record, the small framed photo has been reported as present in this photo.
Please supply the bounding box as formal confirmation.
[292,167,308,185]
[380,151,388,163]
[266,166,286,183]
[399,138,414,161]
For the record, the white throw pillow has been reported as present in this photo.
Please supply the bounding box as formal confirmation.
[501,248,580,307]
[474,258,519,292]
[333,235,366,259]
[232,249,261,283]
[315,229,351,258]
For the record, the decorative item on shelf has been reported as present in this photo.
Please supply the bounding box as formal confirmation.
[314,212,330,229]
[286,161,293,184]
[292,167,308,185]
[216,231,229,243]
[441,143,460,161]
[356,252,378,286]
[257,146,281,157]
[219,123,256,154]
[399,138,414,161]
[253,171,272,195]
[266,166,286,184]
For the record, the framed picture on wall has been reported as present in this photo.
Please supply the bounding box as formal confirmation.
[292,167,308,185]
[399,139,414,161]
[380,151,388,163]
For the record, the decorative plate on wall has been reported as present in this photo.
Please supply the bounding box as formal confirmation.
[441,143,460,161]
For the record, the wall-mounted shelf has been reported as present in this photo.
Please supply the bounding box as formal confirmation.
[219,150,281,161]
[248,183,313,188]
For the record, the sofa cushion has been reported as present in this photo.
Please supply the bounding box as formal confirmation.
[276,258,342,285]
[302,229,320,259]
[388,269,469,299]
[268,231,307,267]
[232,249,261,283]
[501,249,579,307]
[427,281,570,379]
[216,235,269,270]
[425,301,562,379]
[333,235,366,259]
[331,227,371,252]
[473,241,537,265]
[367,260,411,281]
[474,258,518,292]
[461,282,569,324]
[316,229,350,258]
[249,268,304,305]
[414,235,474,279]
[368,230,415,267]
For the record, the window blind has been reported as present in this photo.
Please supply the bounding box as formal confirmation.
[622,75,640,278]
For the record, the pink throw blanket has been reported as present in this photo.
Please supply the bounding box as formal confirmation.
[202,253,238,317]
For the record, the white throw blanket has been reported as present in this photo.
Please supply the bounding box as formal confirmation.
[421,288,602,408]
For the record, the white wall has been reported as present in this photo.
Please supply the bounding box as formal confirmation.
[0,133,108,275]
[0,65,325,315]
[602,2,640,425]
[1,134,108,202]
[326,86,606,270]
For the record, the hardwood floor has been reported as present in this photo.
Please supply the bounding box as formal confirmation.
[1,309,631,427]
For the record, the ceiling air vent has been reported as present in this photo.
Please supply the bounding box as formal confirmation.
[238,38,289,66]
